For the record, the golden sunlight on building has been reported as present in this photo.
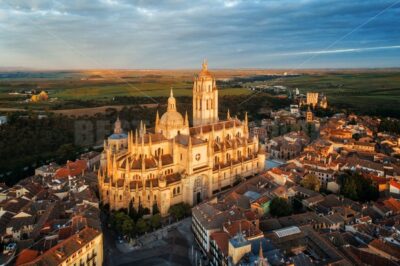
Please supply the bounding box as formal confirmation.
[98,61,266,216]
[31,90,49,102]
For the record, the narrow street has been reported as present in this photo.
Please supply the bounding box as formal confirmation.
[103,217,196,266]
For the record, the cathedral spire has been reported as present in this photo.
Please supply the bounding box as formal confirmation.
[202,58,208,71]
[167,88,177,111]
[227,109,231,120]
[128,131,131,153]
[155,110,160,126]
[114,116,122,134]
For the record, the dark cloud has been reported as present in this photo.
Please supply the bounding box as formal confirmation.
[0,0,399,69]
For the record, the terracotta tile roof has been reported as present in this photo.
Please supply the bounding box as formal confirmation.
[223,219,262,238]
[210,231,230,255]
[175,134,205,146]
[166,173,181,185]
[390,180,400,190]
[369,239,400,260]
[383,197,400,213]
[54,160,87,178]
[15,249,39,266]
[17,227,101,266]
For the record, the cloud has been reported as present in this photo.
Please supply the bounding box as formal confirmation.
[276,45,400,56]
[0,0,399,69]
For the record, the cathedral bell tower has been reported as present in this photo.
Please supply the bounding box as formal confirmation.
[192,60,219,126]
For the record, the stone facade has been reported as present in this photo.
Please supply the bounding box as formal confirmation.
[98,62,266,216]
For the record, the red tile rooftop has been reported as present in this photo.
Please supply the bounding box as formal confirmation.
[390,180,400,190]
[210,231,230,256]
[15,249,40,266]
[54,159,87,178]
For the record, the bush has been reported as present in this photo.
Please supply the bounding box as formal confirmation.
[270,197,292,217]
[338,171,379,202]
[300,174,321,192]
[168,203,191,220]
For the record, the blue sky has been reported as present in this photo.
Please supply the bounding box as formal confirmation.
[0,0,399,69]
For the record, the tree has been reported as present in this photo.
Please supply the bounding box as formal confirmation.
[270,197,292,217]
[56,143,77,164]
[338,172,379,202]
[152,203,160,215]
[168,203,191,220]
[136,218,149,234]
[122,218,135,237]
[292,197,304,213]
[149,214,162,229]
[110,211,133,235]
[301,174,321,191]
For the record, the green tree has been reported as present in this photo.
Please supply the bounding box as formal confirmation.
[55,143,77,164]
[152,203,160,215]
[149,214,162,229]
[300,174,321,191]
[111,211,129,233]
[338,172,379,202]
[168,203,191,220]
[270,197,292,217]
[136,218,149,234]
[122,218,135,237]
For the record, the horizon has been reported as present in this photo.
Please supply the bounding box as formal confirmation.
[1,0,400,70]
[2,66,400,72]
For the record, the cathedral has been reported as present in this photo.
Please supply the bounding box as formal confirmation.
[98,61,266,216]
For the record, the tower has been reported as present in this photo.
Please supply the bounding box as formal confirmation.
[306,106,314,123]
[193,60,219,126]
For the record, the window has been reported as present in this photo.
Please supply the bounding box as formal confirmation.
[173,188,176,195]
[195,153,201,161]
[177,187,180,194]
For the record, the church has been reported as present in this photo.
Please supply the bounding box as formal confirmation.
[98,61,266,216]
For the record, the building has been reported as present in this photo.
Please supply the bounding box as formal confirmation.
[98,61,266,216]
[306,92,319,107]
[15,225,103,266]
[306,107,314,123]
[290,104,299,115]
[300,92,328,109]
[30,91,49,102]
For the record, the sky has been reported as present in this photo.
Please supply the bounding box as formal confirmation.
[0,0,399,69]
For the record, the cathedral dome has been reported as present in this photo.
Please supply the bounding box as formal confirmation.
[159,110,184,127]
[156,89,188,139]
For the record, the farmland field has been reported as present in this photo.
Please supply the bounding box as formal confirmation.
[0,69,399,117]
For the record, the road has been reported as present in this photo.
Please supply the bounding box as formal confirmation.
[103,216,198,266]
